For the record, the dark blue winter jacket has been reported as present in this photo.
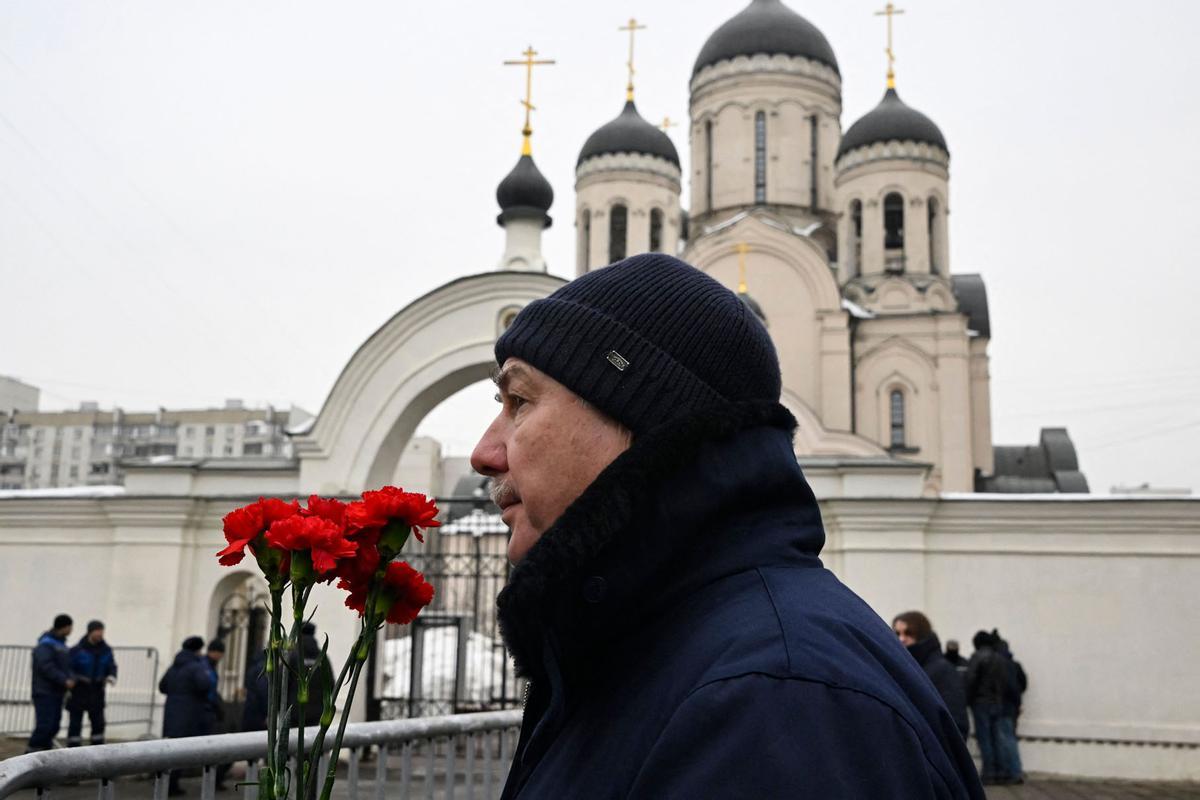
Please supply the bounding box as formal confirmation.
[497,403,984,799]
[69,637,117,687]
[31,631,72,697]
[159,650,215,738]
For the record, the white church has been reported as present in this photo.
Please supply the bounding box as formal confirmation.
[1,0,1196,782]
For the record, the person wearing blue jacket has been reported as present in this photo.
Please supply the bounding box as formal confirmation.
[26,614,76,753]
[66,620,117,746]
[472,255,985,799]
[159,636,213,796]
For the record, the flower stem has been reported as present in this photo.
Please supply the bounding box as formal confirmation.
[290,583,310,800]
[262,590,284,800]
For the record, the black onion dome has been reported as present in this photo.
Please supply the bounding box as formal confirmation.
[577,100,680,168]
[837,88,948,159]
[496,154,553,227]
[693,0,839,76]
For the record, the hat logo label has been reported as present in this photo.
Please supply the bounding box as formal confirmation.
[605,350,630,372]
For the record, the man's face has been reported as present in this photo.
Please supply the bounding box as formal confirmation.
[208,650,224,664]
[60,624,73,638]
[893,620,916,647]
[471,359,631,563]
[87,628,104,644]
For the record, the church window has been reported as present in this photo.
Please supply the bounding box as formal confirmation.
[890,390,906,448]
[927,196,940,274]
[705,119,714,211]
[649,208,663,252]
[884,192,905,271]
[609,204,627,263]
[849,200,863,278]
[754,111,767,204]
[809,114,819,209]
[580,209,591,272]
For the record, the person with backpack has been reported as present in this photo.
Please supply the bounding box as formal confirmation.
[966,630,1022,785]
[66,620,117,746]
[995,633,1027,783]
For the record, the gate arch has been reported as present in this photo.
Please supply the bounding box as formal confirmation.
[295,271,565,494]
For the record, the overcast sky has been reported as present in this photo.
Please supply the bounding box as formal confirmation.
[2,1,1198,493]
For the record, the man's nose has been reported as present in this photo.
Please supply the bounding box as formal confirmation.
[470,416,508,477]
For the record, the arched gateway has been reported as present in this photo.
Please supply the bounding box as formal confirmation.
[294,271,565,495]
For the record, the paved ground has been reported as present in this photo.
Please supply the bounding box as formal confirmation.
[3,741,1198,799]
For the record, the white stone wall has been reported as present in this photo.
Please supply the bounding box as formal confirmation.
[835,147,951,281]
[1,490,1196,779]
[689,54,841,220]
[574,153,681,273]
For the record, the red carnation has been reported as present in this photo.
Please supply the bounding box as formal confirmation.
[216,497,300,566]
[335,526,382,587]
[345,486,440,543]
[341,561,434,625]
[303,495,347,526]
[265,515,357,575]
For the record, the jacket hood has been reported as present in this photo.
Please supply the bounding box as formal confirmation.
[906,633,944,667]
[172,650,203,668]
[497,399,824,685]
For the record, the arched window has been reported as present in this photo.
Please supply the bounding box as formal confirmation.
[927,196,939,274]
[849,200,863,278]
[609,204,627,264]
[580,209,591,272]
[649,208,663,252]
[889,389,906,448]
[705,119,714,212]
[883,192,905,272]
[754,111,767,204]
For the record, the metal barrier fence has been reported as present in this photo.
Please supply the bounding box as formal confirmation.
[0,709,523,800]
[0,646,159,738]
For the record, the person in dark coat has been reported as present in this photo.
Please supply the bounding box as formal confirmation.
[160,636,213,796]
[26,614,75,753]
[893,611,970,740]
[471,254,985,799]
[994,634,1027,782]
[241,649,269,732]
[66,620,117,746]
[966,630,1018,785]
[945,639,968,669]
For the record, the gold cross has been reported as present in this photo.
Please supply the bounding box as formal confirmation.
[874,3,905,89]
[659,116,678,132]
[618,18,647,102]
[736,242,751,293]
[504,45,556,155]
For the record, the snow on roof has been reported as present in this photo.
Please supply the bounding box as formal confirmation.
[841,298,875,319]
[940,492,1199,502]
[0,485,127,500]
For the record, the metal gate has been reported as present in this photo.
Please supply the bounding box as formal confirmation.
[0,645,159,737]
[213,576,269,729]
[369,507,522,719]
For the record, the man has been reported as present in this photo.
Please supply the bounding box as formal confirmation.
[472,254,984,798]
[995,634,1027,782]
[66,620,117,746]
[26,614,75,753]
[160,636,213,796]
[204,640,231,791]
[893,611,969,740]
[944,639,968,669]
[966,630,1017,785]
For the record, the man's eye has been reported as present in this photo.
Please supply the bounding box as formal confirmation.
[494,393,502,404]
[510,395,528,410]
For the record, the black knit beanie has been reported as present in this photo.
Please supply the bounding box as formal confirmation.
[496,253,781,434]
[182,636,205,652]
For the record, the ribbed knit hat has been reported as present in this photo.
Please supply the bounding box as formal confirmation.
[496,253,781,434]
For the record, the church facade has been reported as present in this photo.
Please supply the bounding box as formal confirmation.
[497,0,1084,494]
[3,0,1196,782]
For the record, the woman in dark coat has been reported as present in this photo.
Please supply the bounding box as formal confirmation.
[159,636,214,796]
[894,611,970,739]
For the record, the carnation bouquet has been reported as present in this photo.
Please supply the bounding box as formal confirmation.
[216,487,438,800]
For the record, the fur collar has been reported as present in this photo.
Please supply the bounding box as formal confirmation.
[496,400,803,686]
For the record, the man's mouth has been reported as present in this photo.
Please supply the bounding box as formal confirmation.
[490,480,521,511]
